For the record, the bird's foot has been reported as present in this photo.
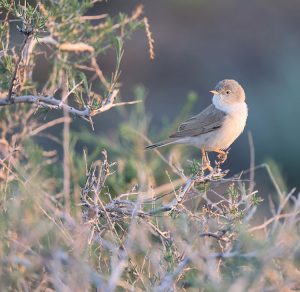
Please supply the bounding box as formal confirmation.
[202,162,213,172]
[217,153,227,164]
[216,149,230,165]
[201,149,214,173]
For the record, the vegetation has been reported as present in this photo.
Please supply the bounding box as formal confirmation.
[0,1,299,291]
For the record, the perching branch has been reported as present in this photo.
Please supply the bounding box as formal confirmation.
[81,154,230,224]
[148,169,228,216]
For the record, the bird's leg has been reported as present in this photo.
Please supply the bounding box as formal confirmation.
[201,148,213,171]
[206,151,211,165]
[214,149,228,164]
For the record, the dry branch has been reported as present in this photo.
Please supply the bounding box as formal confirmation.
[0,95,90,118]
[0,91,140,122]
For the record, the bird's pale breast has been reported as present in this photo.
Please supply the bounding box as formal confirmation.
[183,102,248,150]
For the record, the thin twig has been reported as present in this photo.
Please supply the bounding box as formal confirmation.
[79,14,108,21]
[91,57,110,89]
[8,31,32,100]
[248,210,300,232]
[29,117,71,136]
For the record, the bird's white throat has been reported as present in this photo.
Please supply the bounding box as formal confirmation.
[213,94,248,115]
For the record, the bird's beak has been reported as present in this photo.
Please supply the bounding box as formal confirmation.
[209,90,218,95]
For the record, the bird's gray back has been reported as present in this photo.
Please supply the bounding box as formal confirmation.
[169,104,226,139]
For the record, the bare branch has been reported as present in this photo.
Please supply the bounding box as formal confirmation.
[91,57,110,89]
[0,95,90,119]
[29,117,71,137]
[0,92,140,122]
[248,209,300,232]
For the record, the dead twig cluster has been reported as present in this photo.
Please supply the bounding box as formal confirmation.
[81,152,230,226]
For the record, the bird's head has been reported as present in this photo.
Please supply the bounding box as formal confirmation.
[210,79,246,104]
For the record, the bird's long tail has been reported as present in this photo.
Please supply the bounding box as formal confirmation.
[145,138,177,150]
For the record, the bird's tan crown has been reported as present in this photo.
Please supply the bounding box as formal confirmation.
[214,79,246,103]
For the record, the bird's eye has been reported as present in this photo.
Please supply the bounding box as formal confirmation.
[226,90,231,95]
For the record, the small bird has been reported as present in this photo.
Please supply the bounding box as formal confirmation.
[146,79,248,171]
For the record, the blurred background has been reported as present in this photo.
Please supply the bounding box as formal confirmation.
[86,0,300,189]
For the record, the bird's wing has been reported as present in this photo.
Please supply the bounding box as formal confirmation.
[169,104,226,138]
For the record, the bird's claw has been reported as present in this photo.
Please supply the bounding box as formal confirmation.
[217,153,227,164]
[203,163,214,172]
[216,149,230,165]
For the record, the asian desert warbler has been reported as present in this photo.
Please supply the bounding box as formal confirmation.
[145,79,248,171]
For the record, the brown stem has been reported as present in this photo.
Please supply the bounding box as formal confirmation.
[8,32,31,101]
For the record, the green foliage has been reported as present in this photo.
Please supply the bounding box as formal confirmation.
[190,160,203,176]
[251,192,264,206]
[1,0,47,35]
[0,55,14,90]
[227,183,239,200]
[163,241,177,271]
